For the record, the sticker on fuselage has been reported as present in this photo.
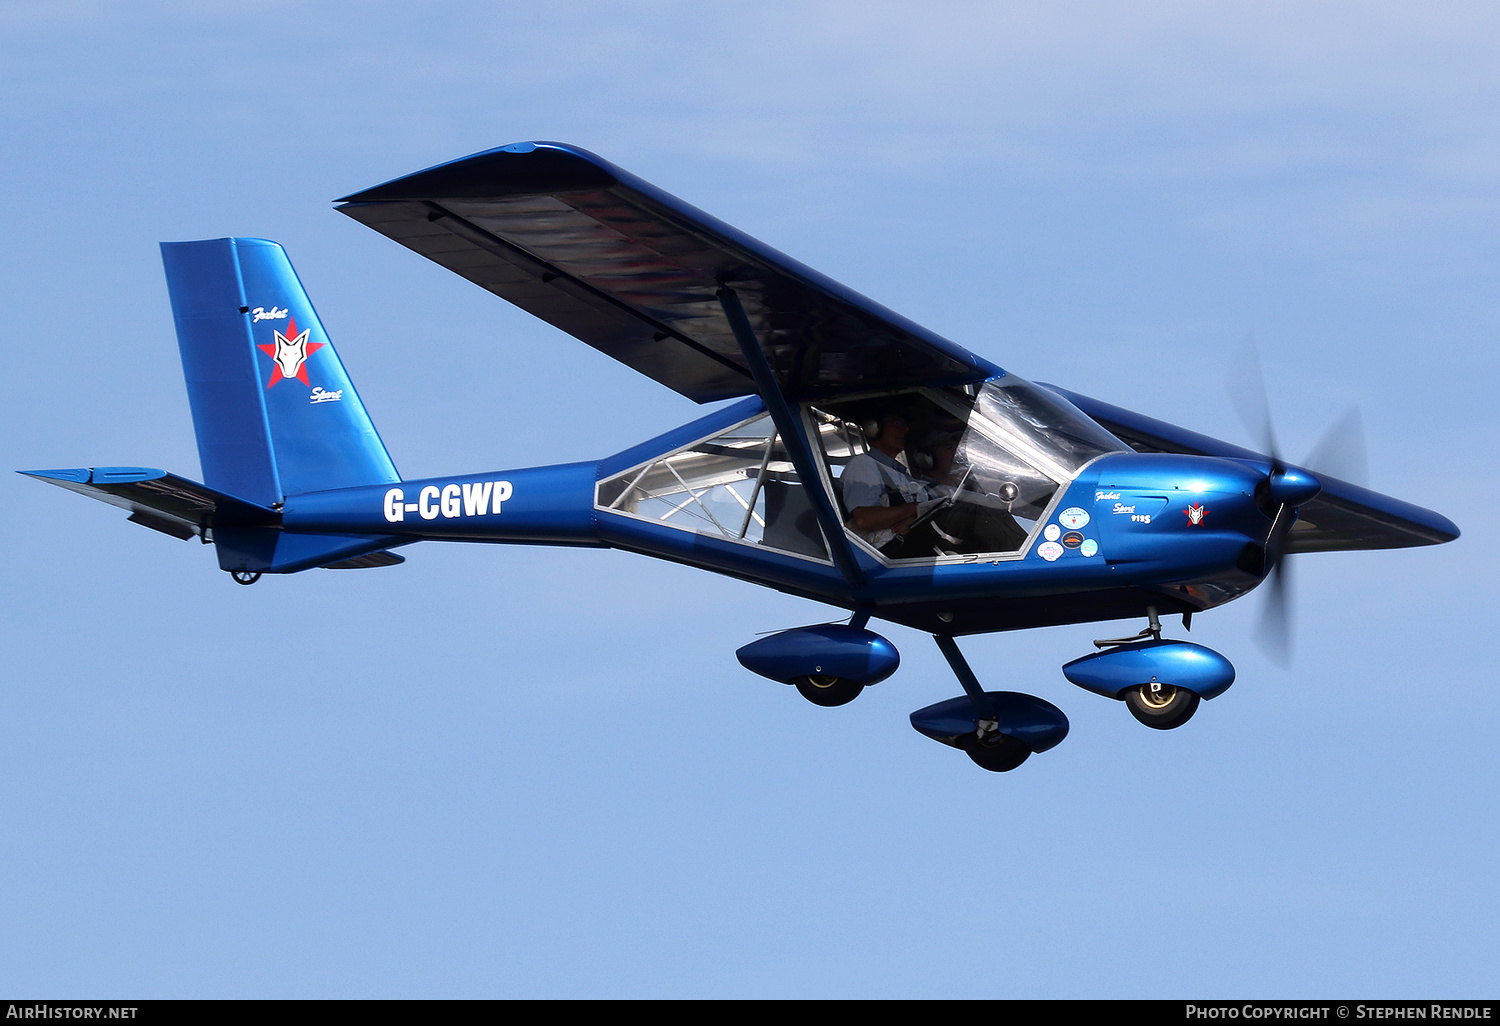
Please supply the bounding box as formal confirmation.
[1184,502,1209,525]
[1037,541,1063,562]
[1080,539,1099,557]
[1062,531,1084,549]
[1058,507,1090,529]
[1043,523,1061,542]
[383,481,513,522]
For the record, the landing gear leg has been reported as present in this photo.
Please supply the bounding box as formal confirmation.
[933,635,1032,772]
[1093,604,1164,647]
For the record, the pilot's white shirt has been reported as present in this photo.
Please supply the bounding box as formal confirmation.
[841,450,933,549]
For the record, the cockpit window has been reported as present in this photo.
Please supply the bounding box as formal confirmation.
[811,376,1127,562]
[595,412,831,561]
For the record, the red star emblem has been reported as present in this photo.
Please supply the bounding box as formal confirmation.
[258,315,325,387]
[1184,502,1208,526]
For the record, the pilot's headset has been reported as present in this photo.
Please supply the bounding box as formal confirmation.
[910,429,955,474]
[861,409,909,447]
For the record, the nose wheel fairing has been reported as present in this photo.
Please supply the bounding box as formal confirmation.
[909,691,1071,755]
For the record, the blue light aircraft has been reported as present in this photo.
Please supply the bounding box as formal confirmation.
[23,143,1460,772]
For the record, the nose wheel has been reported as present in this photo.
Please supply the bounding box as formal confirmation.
[1124,681,1200,730]
[961,726,1031,772]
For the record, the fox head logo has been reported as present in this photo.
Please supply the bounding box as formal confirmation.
[258,315,325,387]
[1184,502,1208,526]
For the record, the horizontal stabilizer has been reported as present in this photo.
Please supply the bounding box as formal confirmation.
[22,467,410,573]
[20,467,278,540]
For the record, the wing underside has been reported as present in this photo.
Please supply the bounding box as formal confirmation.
[1044,386,1460,554]
[336,142,999,403]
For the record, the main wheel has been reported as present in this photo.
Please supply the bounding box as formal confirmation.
[961,731,1031,772]
[1124,682,1200,730]
[793,675,864,707]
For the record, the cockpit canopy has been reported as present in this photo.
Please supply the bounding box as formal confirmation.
[595,375,1129,565]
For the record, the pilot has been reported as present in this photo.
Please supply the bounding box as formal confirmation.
[842,410,939,555]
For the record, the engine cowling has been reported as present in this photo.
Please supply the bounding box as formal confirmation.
[1062,639,1235,700]
[735,625,900,686]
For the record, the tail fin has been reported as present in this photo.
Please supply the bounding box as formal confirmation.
[161,238,399,505]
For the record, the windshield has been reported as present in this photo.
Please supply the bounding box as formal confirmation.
[962,377,1129,479]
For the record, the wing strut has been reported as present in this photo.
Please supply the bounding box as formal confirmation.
[717,287,865,591]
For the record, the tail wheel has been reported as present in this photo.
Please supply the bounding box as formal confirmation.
[230,571,262,586]
[793,675,864,707]
[961,731,1031,772]
[1124,682,1200,730]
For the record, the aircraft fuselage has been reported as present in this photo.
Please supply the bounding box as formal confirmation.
[280,442,1276,636]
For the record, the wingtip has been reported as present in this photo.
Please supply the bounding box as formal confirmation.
[19,468,92,482]
[334,141,617,204]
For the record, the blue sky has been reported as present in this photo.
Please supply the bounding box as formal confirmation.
[2,1,1496,997]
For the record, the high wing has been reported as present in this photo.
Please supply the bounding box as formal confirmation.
[336,142,1000,403]
[1044,385,1460,554]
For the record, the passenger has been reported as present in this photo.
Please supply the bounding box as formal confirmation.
[915,429,972,553]
[916,428,1029,554]
[918,429,964,489]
